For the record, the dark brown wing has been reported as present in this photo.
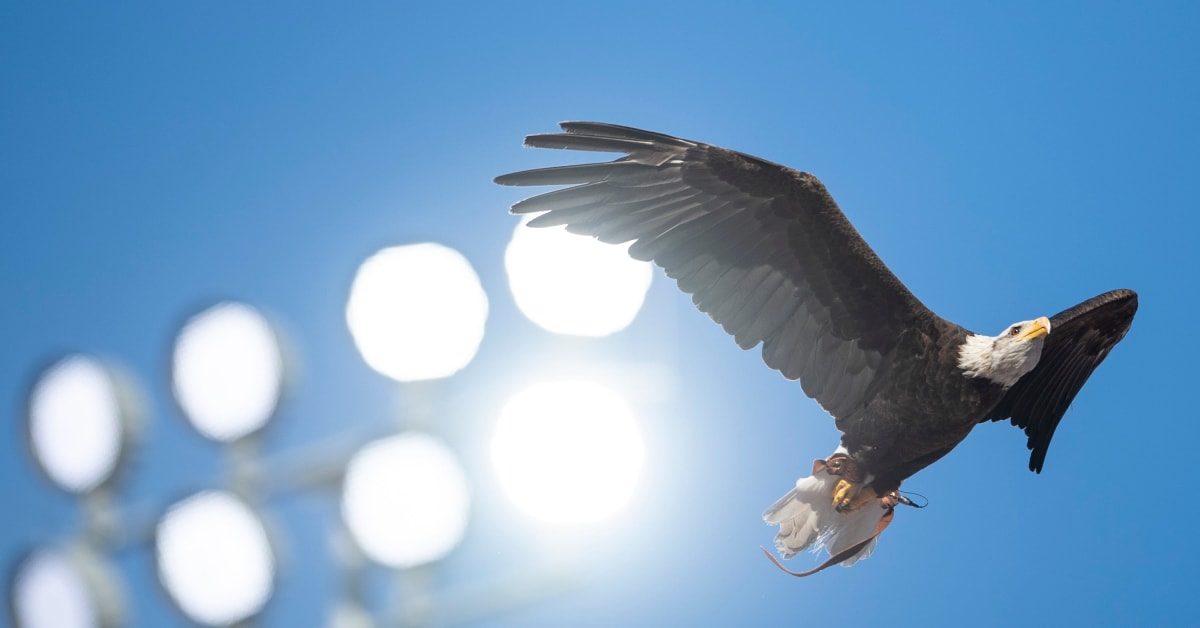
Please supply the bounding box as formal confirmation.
[983,289,1138,472]
[495,122,948,421]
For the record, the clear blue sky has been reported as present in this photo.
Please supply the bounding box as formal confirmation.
[3,2,1198,626]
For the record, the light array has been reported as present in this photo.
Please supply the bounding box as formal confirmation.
[10,231,656,627]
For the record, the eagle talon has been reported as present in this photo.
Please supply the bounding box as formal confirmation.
[833,479,879,513]
[832,479,858,512]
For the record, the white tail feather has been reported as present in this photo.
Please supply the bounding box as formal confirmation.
[762,471,885,567]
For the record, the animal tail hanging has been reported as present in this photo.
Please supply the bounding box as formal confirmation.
[761,453,898,576]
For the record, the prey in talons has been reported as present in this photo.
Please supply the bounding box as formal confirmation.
[822,452,878,513]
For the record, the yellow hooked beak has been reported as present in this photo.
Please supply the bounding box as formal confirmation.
[1020,316,1051,341]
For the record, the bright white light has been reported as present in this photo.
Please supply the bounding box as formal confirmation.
[155,491,275,626]
[341,432,470,568]
[27,356,126,494]
[505,219,652,337]
[346,243,489,382]
[172,303,284,442]
[11,549,98,628]
[492,381,644,523]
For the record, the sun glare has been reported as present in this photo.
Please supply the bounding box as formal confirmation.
[492,381,644,524]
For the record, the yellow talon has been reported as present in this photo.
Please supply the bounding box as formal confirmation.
[833,480,879,513]
[832,478,858,511]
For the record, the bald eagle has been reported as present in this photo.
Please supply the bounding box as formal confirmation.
[496,123,1137,573]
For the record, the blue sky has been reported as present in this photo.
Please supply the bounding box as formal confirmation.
[3,2,1198,626]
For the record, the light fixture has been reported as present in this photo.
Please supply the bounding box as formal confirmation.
[8,545,123,628]
[154,490,276,626]
[25,355,138,494]
[505,217,652,337]
[346,243,489,382]
[171,302,285,442]
[341,432,470,569]
[492,381,644,523]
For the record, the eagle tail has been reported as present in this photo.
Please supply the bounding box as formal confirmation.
[762,467,882,566]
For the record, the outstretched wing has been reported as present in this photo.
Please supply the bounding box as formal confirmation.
[984,289,1138,472]
[496,122,945,421]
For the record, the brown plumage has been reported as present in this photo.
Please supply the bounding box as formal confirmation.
[496,122,1137,559]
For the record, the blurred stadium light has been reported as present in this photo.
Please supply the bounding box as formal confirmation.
[505,217,652,337]
[8,544,124,628]
[154,491,277,626]
[9,231,650,626]
[492,381,644,524]
[171,302,286,443]
[340,432,470,569]
[26,355,139,496]
[346,243,488,383]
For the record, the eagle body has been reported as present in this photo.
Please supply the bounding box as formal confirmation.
[832,322,1002,494]
[497,122,1137,570]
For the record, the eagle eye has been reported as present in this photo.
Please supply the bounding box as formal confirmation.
[1009,325,1021,336]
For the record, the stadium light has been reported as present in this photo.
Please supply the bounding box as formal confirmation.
[492,381,644,523]
[16,224,641,627]
[341,432,471,569]
[25,355,139,495]
[154,490,276,626]
[346,243,489,383]
[171,303,285,442]
[8,544,123,628]
[505,218,652,337]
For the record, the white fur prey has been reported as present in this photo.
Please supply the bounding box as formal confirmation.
[762,470,884,567]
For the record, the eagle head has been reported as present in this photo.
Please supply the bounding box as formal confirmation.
[957,316,1051,387]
